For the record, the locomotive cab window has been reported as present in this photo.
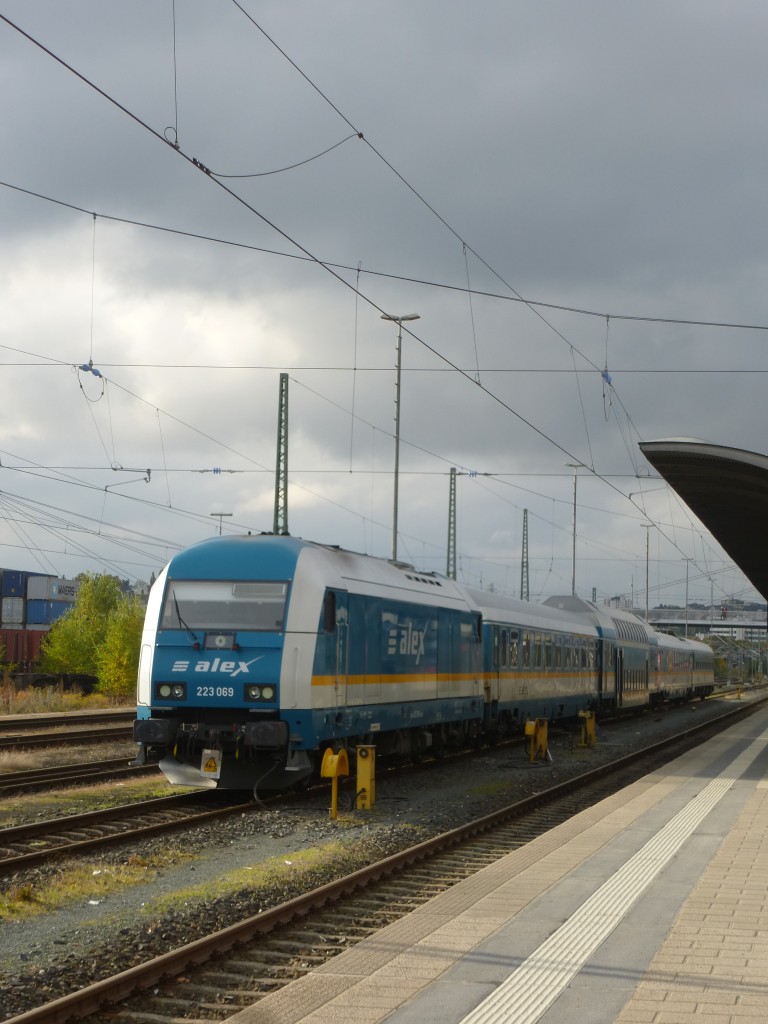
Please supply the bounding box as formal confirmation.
[160,580,289,632]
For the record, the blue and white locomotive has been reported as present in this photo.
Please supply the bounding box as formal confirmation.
[133,534,714,791]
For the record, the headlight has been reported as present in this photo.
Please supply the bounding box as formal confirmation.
[244,684,276,702]
[156,682,186,700]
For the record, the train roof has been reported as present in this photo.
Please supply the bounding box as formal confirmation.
[464,587,600,636]
[543,595,658,644]
[652,629,713,654]
[166,534,309,579]
[164,534,474,606]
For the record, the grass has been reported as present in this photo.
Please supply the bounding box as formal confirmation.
[0,677,131,715]
[466,779,515,798]
[146,841,354,916]
[0,738,137,772]
[0,830,366,923]
[0,850,193,920]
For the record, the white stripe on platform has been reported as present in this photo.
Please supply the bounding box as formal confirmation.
[460,734,768,1024]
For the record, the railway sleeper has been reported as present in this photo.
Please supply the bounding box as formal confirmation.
[223,951,327,969]
[197,967,301,984]
[257,938,348,955]
[106,1012,212,1024]
[299,921,374,937]
[274,931,352,950]
[131,1005,230,1022]
[321,904,407,921]
[152,984,263,1003]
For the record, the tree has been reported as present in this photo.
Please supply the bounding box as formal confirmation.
[40,574,144,700]
[95,594,146,699]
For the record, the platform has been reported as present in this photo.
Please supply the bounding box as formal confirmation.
[227,705,768,1024]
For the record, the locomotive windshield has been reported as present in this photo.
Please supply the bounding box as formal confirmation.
[160,580,289,632]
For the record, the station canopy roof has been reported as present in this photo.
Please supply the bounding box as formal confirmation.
[639,439,768,602]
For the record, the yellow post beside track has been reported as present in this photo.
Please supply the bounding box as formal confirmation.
[525,718,550,763]
[355,745,376,809]
[321,748,349,819]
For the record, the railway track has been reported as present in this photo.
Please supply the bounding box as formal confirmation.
[0,709,135,732]
[4,696,765,1024]
[0,733,574,872]
[0,726,134,751]
[0,708,134,751]
[0,758,159,796]
[0,792,251,877]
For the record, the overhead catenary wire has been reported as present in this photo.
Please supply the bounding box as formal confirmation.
[0,20,609,501]
[463,243,481,385]
[4,179,768,338]
[0,13,756,601]
[0,174,750,534]
[208,132,362,177]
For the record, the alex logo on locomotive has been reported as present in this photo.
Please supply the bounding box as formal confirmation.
[171,656,263,677]
[386,620,430,664]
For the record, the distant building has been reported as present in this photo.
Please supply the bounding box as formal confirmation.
[647,608,766,642]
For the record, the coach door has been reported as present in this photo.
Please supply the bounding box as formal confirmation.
[346,594,381,706]
[324,589,348,708]
[489,625,502,703]
[337,593,350,708]
[597,640,617,709]
[615,646,625,707]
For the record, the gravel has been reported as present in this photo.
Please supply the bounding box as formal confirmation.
[0,697,750,1020]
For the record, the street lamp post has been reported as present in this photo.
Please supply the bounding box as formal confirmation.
[684,558,691,638]
[565,463,583,596]
[641,524,652,621]
[381,312,420,561]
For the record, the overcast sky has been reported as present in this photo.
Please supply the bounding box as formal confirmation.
[0,1,766,610]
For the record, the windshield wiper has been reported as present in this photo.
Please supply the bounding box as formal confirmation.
[172,589,200,645]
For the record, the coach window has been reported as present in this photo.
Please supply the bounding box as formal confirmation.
[500,628,508,669]
[564,637,571,670]
[534,633,543,669]
[522,631,531,669]
[459,615,477,674]
[509,629,519,669]
[544,634,553,670]
[492,625,500,670]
